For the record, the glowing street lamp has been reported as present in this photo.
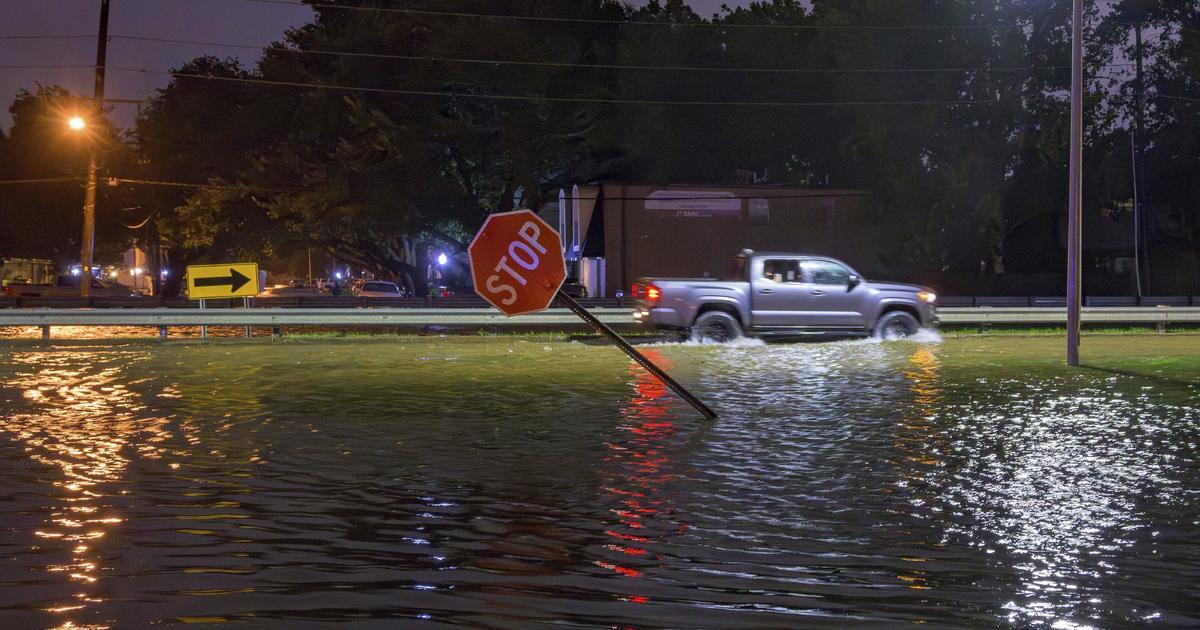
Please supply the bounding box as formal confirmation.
[437,252,448,266]
[67,113,100,299]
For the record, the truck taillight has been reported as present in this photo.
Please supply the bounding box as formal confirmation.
[645,285,661,301]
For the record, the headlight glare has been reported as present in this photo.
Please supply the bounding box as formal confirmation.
[918,291,937,303]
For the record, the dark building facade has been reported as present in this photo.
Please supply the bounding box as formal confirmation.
[549,182,881,298]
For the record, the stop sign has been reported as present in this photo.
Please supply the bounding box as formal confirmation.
[468,210,566,316]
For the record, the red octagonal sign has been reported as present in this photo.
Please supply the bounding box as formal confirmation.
[468,210,566,316]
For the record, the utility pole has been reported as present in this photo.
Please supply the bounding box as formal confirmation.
[1133,24,1150,295]
[80,0,109,298]
[1067,0,1083,366]
[307,246,313,286]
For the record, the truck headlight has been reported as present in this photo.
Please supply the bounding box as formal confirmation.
[918,291,937,303]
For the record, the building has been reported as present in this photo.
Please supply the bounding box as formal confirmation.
[551,182,881,298]
[1,258,53,285]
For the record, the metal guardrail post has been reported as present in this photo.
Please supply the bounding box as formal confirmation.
[243,297,252,338]
[158,326,168,340]
[41,325,50,341]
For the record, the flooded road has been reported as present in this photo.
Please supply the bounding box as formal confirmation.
[0,335,1197,627]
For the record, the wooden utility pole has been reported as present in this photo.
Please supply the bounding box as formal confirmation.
[80,0,109,298]
[1133,24,1149,296]
[1067,0,1083,365]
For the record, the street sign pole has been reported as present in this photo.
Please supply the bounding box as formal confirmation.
[243,296,252,338]
[555,291,718,420]
[199,298,207,339]
[468,209,718,420]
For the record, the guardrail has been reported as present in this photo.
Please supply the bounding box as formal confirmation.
[2,295,1198,309]
[2,306,1199,340]
[0,307,636,339]
[0,295,622,309]
[938,307,1200,330]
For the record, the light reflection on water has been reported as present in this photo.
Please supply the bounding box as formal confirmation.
[0,336,1196,627]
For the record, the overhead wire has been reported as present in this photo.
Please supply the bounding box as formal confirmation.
[105,33,1132,75]
[103,66,1022,107]
[242,0,1022,31]
[0,34,95,40]
[0,64,103,70]
[0,177,82,185]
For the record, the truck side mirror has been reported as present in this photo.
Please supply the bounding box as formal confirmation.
[846,274,861,291]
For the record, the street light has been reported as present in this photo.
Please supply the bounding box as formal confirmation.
[67,113,101,299]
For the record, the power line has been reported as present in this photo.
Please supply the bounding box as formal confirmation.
[0,34,94,40]
[108,177,296,193]
[0,64,99,70]
[105,66,1020,107]
[243,0,1020,31]
[108,34,1130,75]
[0,177,81,185]
[1161,94,1200,103]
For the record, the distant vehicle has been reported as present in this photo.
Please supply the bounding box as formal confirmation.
[560,279,588,298]
[2,275,139,298]
[355,280,404,298]
[632,250,938,342]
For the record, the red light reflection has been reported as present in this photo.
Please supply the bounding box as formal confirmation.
[596,349,688,603]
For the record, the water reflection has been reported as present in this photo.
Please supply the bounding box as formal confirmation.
[597,350,683,593]
[900,355,1198,627]
[0,349,171,628]
[892,346,945,594]
[0,337,1195,627]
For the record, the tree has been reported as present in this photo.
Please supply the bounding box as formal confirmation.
[0,85,129,263]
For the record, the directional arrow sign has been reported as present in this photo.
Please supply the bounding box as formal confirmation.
[186,262,260,299]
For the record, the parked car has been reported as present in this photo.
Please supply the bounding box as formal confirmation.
[355,280,405,298]
[560,279,588,298]
[631,250,938,342]
[3,275,139,298]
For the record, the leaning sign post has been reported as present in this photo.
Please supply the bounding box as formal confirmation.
[468,210,717,419]
[186,262,260,339]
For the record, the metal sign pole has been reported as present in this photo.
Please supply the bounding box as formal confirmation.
[556,291,717,419]
[199,298,207,339]
[243,297,252,338]
[1066,0,1083,366]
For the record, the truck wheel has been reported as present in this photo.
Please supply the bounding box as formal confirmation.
[691,311,743,343]
[874,311,920,339]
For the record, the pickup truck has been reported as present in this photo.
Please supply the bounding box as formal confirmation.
[2,275,138,298]
[631,251,938,341]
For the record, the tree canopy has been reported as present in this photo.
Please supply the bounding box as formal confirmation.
[2,0,1196,294]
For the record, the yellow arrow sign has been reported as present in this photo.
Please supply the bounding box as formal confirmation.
[185,262,260,299]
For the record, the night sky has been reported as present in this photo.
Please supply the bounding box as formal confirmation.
[1,0,746,131]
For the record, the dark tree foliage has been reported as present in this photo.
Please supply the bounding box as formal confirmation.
[4,0,1197,293]
[0,86,130,262]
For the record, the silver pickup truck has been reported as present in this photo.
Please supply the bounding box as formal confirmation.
[631,251,938,341]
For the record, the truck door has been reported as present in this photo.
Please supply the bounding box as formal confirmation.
[798,259,867,328]
[749,258,821,328]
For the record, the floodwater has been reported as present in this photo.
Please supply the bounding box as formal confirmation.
[0,334,1197,628]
